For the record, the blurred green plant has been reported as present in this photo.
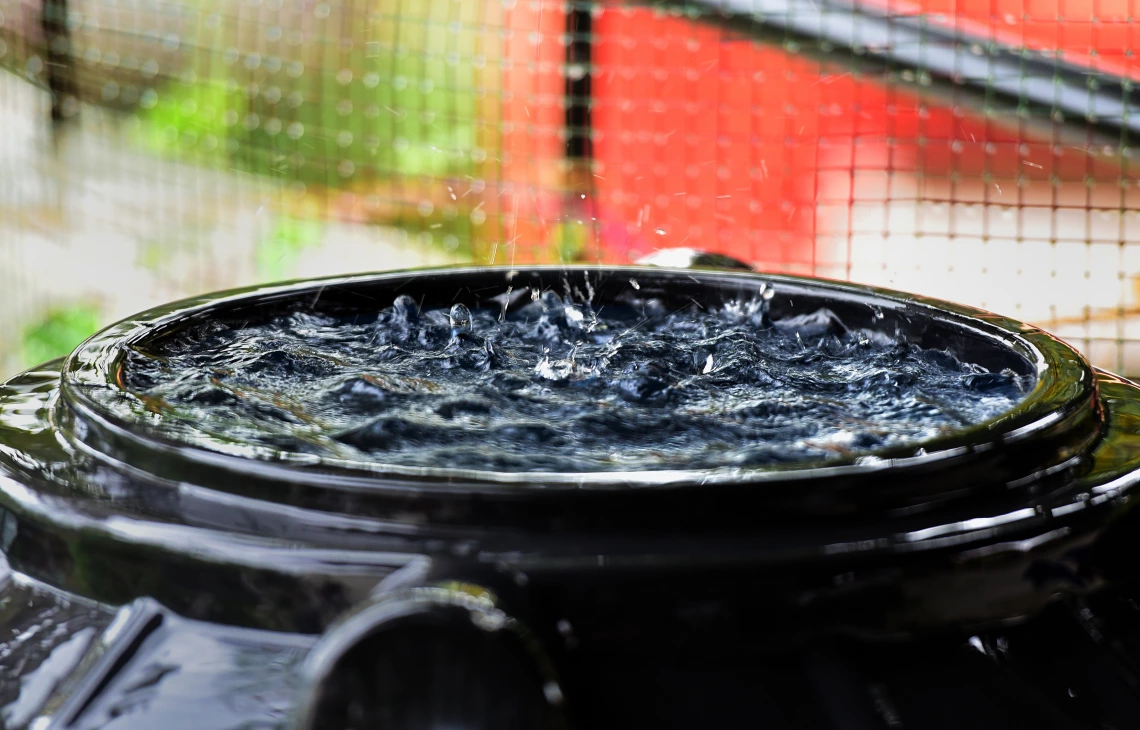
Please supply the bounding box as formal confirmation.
[21,304,103,368]
[134,4,481,187]
[256,216,326,281]
[126,0,494,270]
[237,62,478,186]
[135,77,236,156]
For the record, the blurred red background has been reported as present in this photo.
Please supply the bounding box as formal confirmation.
[498,0,1138,271]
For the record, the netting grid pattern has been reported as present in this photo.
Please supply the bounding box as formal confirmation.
[2,0,1140,375]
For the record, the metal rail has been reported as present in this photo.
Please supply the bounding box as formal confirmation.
[633,0,1140,157]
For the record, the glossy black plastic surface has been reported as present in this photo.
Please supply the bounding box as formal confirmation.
[2,265,1139,729]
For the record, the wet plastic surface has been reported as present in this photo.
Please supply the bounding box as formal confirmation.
[1,266,1139,729]
[0,566,111,729]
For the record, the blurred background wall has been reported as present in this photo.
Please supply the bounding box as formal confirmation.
[3,0,1140,376]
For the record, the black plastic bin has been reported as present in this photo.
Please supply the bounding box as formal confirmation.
[3,263,1140,730]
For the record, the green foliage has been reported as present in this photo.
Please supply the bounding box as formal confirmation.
[21,305,103,368]
[256,216,325,281]
[134,76,242,160]
[134,4,482,188]
[128,0,490,271]
[237,61,478,186]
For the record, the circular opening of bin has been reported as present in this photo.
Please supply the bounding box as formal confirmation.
[58,266,1092,494]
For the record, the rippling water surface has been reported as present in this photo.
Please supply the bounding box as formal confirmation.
[123,287,1030,472]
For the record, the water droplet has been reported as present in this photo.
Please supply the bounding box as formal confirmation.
[392,295,418,320]
[565,305,585,328]
[544,681,564,705]
[759,283,775,301]
[471,609,506,631]
[535,355,572,381]
[655,227,666,235]
[702,354,714,374]
[449,303,472,333]
[451,540,476,557]
[629,278,640,290]
[540,290,562,310]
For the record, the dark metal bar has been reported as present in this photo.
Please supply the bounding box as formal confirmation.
[40,0,78,131]
[639,0,1138,154]
[565,3,593,160]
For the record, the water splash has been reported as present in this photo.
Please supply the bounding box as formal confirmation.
[448,303,472,334]
[123,288,1030,473]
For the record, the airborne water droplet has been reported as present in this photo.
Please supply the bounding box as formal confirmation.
[544,681,565,705]
[702,354,714,374]
[540,290,562,311]
[449,303,472,333]
[392,294,419,320]
[564,305,585,328]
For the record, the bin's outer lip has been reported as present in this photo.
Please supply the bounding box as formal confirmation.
[51,264,1094,511]
[57,265,1095,495]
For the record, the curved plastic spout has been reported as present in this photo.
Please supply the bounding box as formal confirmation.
[291,559,569,730]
